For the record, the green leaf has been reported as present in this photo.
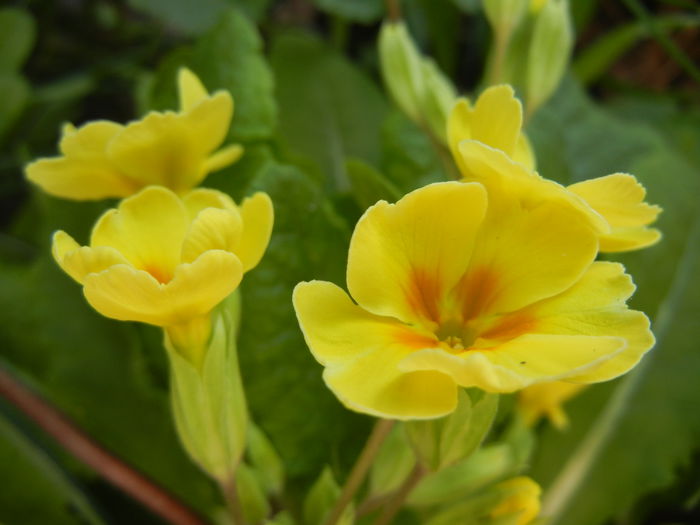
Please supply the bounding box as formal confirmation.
[311,0,384,23]
[270,31,388,190]
[0,8,35,71]
[247,423,286,497]
[127,0,229,35]
[0,73,29,143]
[234,159,369,481]
[0,406,105,525]
[526,79,700,525]
[303,467,353,525]
[146,8,276,142]
[369,424,416,498]
[237,462,271,524]
[346,158,401,210]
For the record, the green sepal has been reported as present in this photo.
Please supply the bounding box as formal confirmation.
[303,467,354,525]
[406,388,499,472]
[247,423,285,497]
[166,291,248,481]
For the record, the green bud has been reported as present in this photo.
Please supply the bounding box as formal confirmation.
[526,0,573,115]
[483,0,530,36]
[166,291,248,482]
[247,423,285,497]
[304,467,354,525]
[379,20,457,143]
[369,424,416,498]
[405,389,498,472]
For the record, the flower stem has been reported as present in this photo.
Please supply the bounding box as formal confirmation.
[0,366,208,525]
[221,476,247,525]
[371,463,426,525]
[322,419,395,525]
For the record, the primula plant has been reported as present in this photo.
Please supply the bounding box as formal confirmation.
[1,2,699,525]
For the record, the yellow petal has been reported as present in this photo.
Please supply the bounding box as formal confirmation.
[182,187,237,217]
[347,182,488,327]
[91,186,188,282]
[568,173,662,253]
[522,261,655,382]
[237,192,274,272]
[182,91,233,163]
[107,112,202,192]
[454,143,601,318]
[26,157,137,200]
[518,381,588,429]
[400,334,626,392]
[468,85,523,158]
[204,143,244,174]
[447,97,472,159]
[514,133,536,170]
[52,230,129,284]
[177,68,209,112]
[59,120,124,157]
[293,280,457,419]
[83,250,242,326]
[181,208,243,264]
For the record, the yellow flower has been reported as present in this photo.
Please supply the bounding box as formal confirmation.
[293,176,654,420]
[52,185,273,362]
[490,476,541,525]
[26,68,243,200]
[518,381,588,429]
[448,85,662,253]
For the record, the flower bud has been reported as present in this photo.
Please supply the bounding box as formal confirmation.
[526,0,573,115]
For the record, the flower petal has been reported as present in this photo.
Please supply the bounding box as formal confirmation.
[400,334,626,392]
[52,230,129,284]
[182,92,233,161]
[514,133,536,170]
[468,85,523,158]
[107,112,202,192]
[238,192,274,272]
[347,181,487,327]
[294,280,456,419]
[568,173,662,252]
[520,261,655,382]
[454,141,603,317]
[91,186,188,282]
[83,250,242,326]
[177,68,209,112]
[447,98,472,159]
[182,188,237,217]
[204,143,244,174]
[181,208,242,264]
[59,121,124,157]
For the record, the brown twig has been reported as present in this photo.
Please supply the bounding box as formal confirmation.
[0,366,209,525]
[384,0,401,21]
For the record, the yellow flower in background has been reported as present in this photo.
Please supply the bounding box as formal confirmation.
[52,185,273,363]
[490,476,541,525]
[518,381,588,429]
[26,68,243,200]
[448,85,662,253]
[448,85,536,170]
[294,177,654,420]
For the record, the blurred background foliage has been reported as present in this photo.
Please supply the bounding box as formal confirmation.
[0,0,698,524]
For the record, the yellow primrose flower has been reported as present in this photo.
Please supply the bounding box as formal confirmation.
[490,476,541,525]
[518,381,588,429]
[293,177,654,420]
[26,68,243,200]
[52,185,273,362]
[448,85,661,253]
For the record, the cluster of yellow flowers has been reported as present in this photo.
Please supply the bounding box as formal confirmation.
[27,69,273,363]
[294,85,658,423]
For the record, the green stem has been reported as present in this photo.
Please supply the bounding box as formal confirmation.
[221,475,247,525]
[322,419,394,525]
[371,463,426,525]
